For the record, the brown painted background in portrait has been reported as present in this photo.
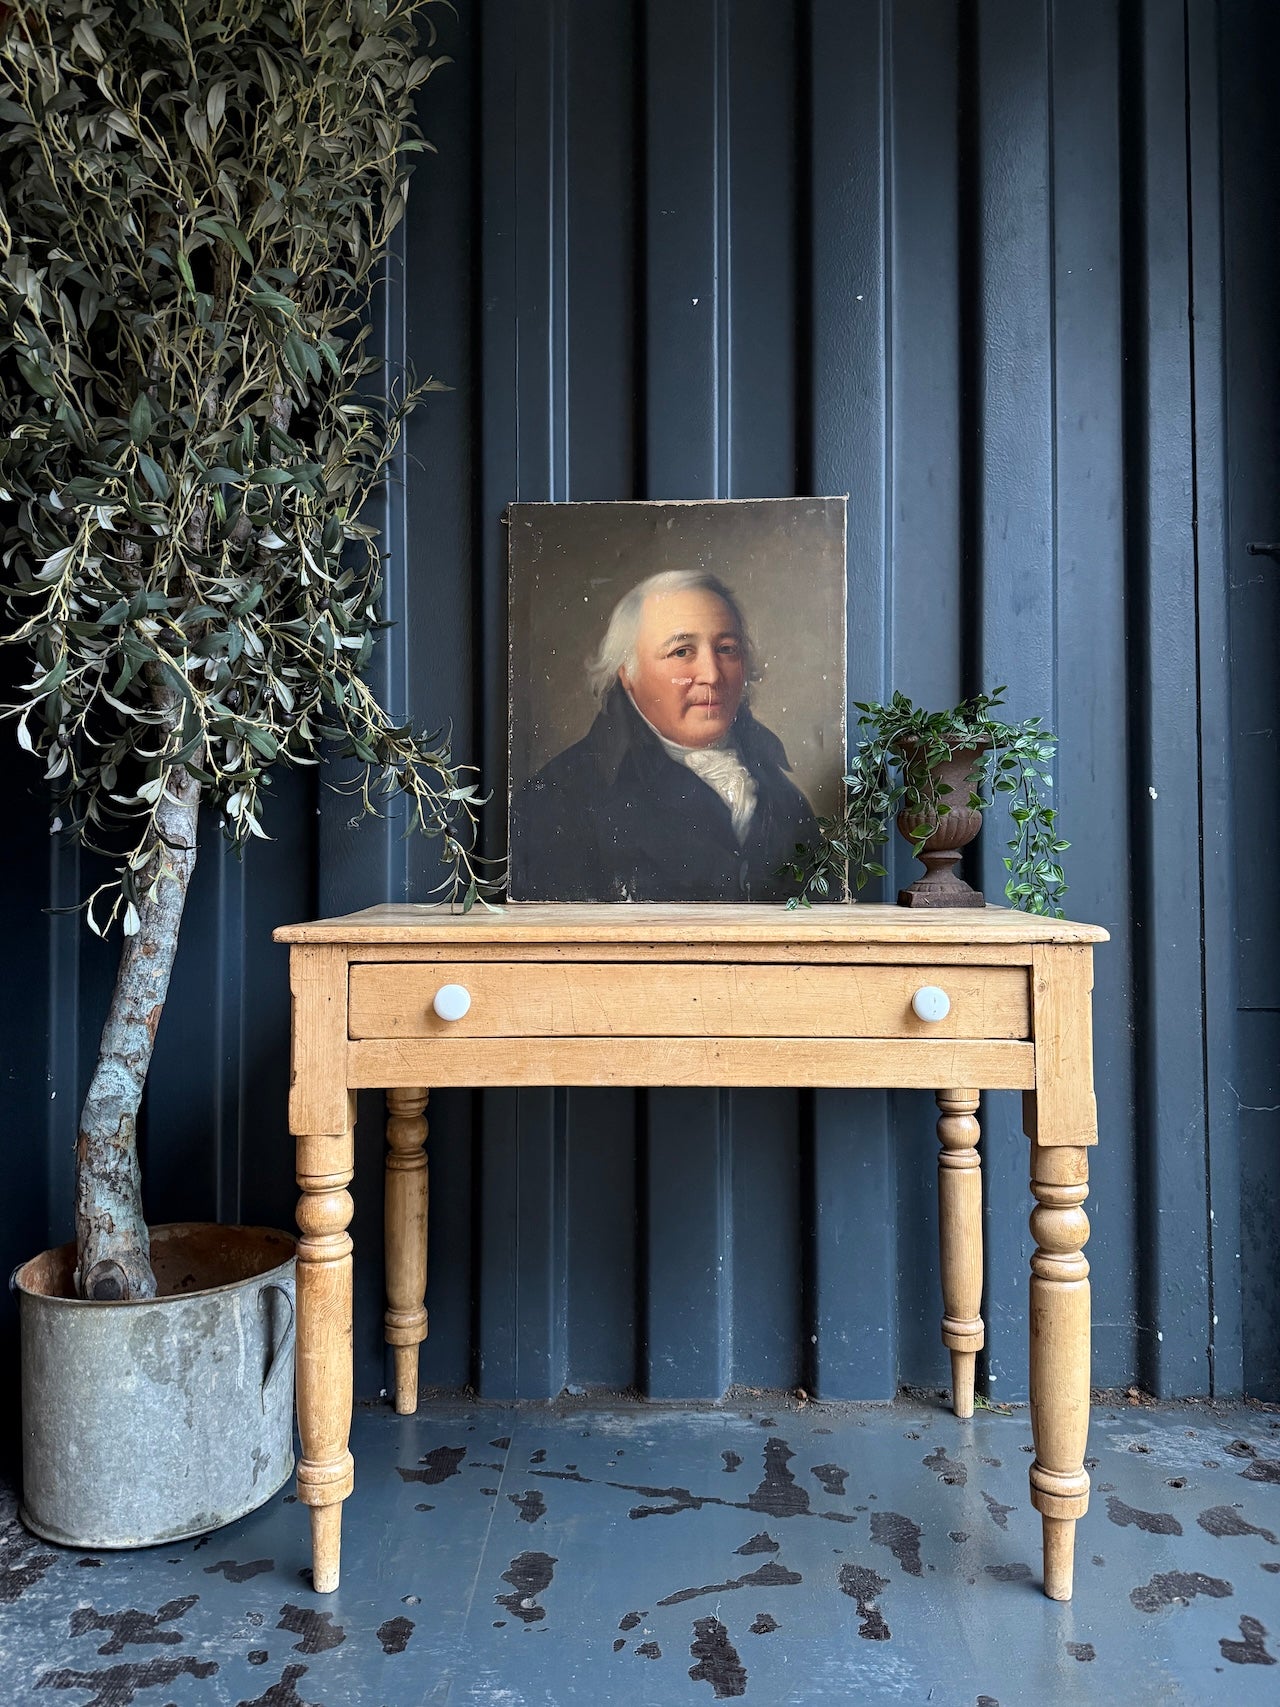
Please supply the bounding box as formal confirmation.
[507,496,847,823]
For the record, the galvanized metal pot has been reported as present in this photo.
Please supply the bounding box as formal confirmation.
[13,1223,295,1549]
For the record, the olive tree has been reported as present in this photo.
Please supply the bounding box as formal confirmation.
[0,0,483,1300]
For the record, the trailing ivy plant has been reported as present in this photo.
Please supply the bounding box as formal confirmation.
[0,0,487,1300]
[782,688,1069,916]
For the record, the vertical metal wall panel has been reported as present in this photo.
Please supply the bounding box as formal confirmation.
[143,835,247,1231]
[1045,0,1140,1391]
[885,0,964,1394]
[887,0,963,713]
[1221,0,1280,1398]
[1121,0,1214,1396]
[236,766,317,1240]
[643,0,726,499]
[726,0,798,499]
[805,0,901,1402]
[0,644,56,1428]
[729,1089,804,1390]
[643,1089,731,1400]
[565,0,637,501]
[1185,0,1242,1398]
[401,0,481,1396]
[565,1089,638,1391]
[474,0,565,1398]
[4,0,1271,1410]
[472,0,528,1399]
[475,1084,521,1395]
[45,845,83,1253]
[557,0,643,1398]
[508,1087,569,1399]
[638,0,734,1399]
[966,0,1056,1406]
[723,0,806,1397]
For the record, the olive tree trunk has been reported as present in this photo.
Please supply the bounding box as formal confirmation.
[74,765,201,1300]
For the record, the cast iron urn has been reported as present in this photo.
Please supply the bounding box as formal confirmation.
[895,741,987,908]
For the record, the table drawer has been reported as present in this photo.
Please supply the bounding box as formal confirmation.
[348,962,1030,1041]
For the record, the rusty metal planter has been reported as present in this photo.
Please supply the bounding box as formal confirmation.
[13,1223,295,1549]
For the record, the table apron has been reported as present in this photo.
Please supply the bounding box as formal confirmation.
[345,1035,1036,1090]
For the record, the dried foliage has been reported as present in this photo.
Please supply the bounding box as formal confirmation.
[0,0,488,935]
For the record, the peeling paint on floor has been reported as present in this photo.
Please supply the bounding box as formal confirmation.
[1,1398,1279,1703]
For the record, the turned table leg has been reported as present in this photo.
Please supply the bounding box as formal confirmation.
[295,1116,356,1595]
[1026,1128,1091,1601]
[385,1088,429,1414]
[936,1089,984,1420]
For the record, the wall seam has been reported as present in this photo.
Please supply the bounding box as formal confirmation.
[1047,0,1060,737]
[715,0,732,499]
[882,0,895,694]
[1180,0,1216,1395]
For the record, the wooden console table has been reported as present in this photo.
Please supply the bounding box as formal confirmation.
[274,902,1106,1600]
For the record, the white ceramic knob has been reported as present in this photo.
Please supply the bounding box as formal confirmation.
[432,983,472,1023]
[911,985,951,1024]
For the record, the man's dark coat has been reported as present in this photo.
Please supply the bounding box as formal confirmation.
[510,684,820,902]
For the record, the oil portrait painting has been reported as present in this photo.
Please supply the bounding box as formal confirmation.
[508,497,847,903]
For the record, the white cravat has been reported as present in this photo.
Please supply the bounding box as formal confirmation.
[629,694,759,842]
[676,742,760,843]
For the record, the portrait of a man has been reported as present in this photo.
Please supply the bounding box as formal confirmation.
[507,498,846,903]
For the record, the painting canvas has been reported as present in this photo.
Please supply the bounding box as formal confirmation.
[507,497,847,903]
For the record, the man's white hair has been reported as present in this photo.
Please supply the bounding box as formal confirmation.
[586,569,758,703]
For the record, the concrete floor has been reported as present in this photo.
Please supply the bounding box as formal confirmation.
[3,1394,1280,1706]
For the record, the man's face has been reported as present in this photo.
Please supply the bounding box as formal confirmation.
[619,587,746,748]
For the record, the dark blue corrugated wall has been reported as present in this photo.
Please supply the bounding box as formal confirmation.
[3,0,1275,1407]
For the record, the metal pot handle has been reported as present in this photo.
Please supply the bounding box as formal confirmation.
[259,1281,296,1412]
